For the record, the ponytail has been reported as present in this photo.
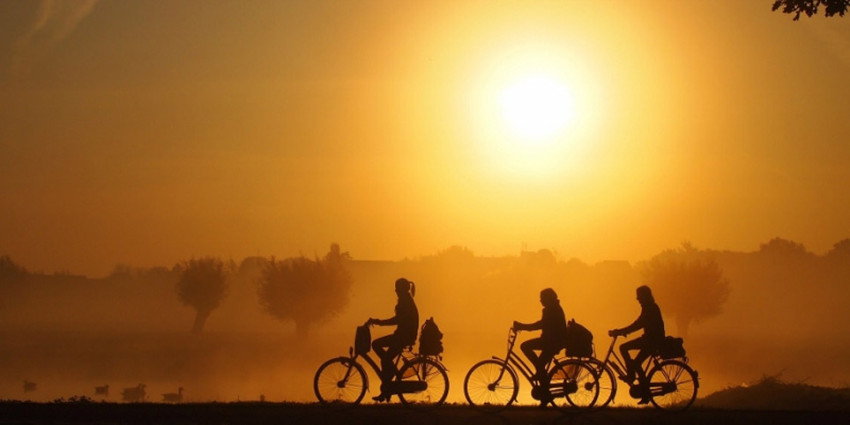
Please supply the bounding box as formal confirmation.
[395,277,415,297]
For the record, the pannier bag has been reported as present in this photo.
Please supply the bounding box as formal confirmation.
[658,336,686,359]
[564,319,594,358]
[354,325,371,355]
[418,317,444,356]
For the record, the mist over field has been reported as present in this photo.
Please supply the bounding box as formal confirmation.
[2,238,849,405]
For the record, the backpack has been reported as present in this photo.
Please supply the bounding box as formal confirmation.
[658,336,686,359]
[418,317,444,356]
[564,319,594,358]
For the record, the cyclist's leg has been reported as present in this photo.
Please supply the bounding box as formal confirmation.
[372,334,402,397]
[619,337,644,381]
[520,338,546,379]
[627,339,655,404]
[633,346,653,383]
[537,345,559,384]
[372,334,390,359]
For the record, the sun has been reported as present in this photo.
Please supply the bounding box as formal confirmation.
[464,47,603,181]
[498,75,577,144]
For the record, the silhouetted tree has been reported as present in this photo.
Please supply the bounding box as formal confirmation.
[430,245,476,264]
[0,255,29,310]
[108,264,137,280]
[521,248,558,268]
[772,0,849,19]
[825,239,850,268]
[0,255,28,281]
[756,237,816,268]
[257,244,352,336]
[237,256,270,279]
[175,257,230,334]
[826,239,850,258]
[640,243,731,336]
[758,237,810,255]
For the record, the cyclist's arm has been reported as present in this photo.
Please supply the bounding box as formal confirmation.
[369,315,398,326]
[514,319,542,331]
[616,311,645,336]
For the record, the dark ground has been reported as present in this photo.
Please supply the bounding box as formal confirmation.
[1,402,848,425]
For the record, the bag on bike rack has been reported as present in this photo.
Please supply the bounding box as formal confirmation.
[564,319,594,357]
[658,336,686,359]
[354,325,371,355]
[418,317,444,356]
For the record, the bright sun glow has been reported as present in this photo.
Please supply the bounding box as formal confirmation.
[465,45,604,182]
[499,75,576,144]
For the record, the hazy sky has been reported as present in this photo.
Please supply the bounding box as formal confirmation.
[2,0,849,277]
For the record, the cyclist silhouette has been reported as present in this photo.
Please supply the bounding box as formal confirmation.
[367,277,419,402]
[512,287,568,401]
[608,285,666,404]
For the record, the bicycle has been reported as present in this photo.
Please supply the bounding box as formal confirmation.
[579,334,699,411]
[463,326,599,411]
[313,322,449,406]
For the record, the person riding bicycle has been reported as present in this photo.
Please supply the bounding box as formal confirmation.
[609,285,666,404]
[367,277,419,402]
[513,288,568,395]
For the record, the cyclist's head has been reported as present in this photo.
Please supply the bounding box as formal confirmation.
[540,288,558,306]
[636,285,654,305]
[395,278,415,297]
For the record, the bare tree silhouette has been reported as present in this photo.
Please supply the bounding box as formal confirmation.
[175,257,230,334]
[639,243,731,336]
[772,0,849,19]
[257,244,352,336]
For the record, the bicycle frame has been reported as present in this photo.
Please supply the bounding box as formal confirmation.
[598,335,657,382]
[491,328,552,386]
[343,345,418,392]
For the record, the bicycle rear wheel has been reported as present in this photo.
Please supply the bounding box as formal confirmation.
[463,359,519,410]
[313,357,367,405]
[548,359,598,410]
[397,356,449,406]
[647,359,698,411]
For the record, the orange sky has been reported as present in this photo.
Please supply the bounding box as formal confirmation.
[2,1,849,277]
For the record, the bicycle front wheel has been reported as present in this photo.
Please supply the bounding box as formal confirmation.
[548,359,599,410]
[397,356,449,406]
[647,359,698,411]
[585,357,617,408]
[313,357,368,405]
[463,359,519,410]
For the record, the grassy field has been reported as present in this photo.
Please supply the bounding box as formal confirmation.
[1,402,849,425]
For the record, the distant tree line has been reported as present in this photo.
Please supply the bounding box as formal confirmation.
[3,237,849,337]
